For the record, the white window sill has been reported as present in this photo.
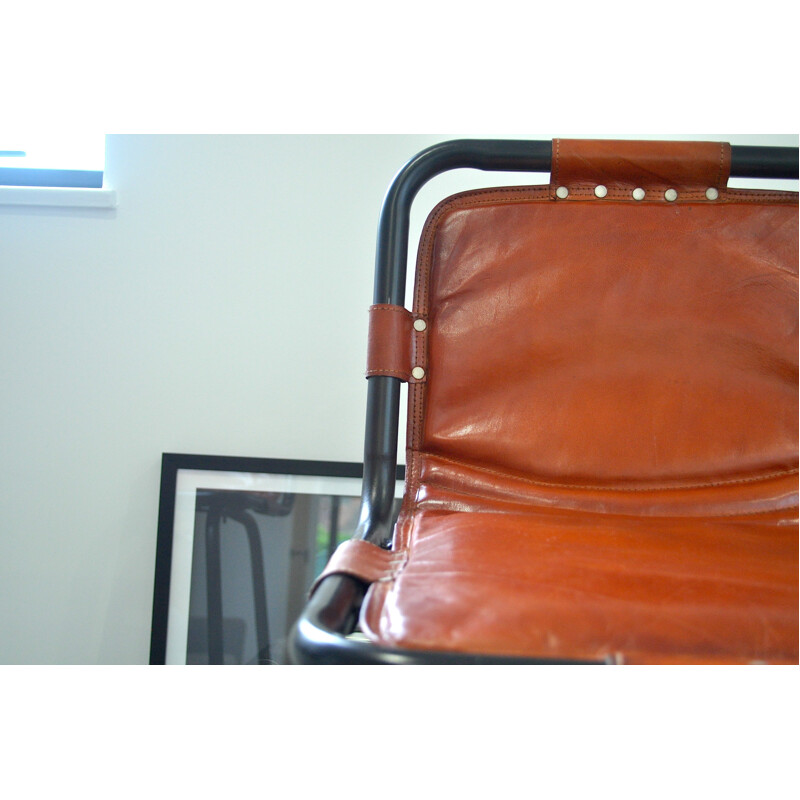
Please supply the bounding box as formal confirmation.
[0,186,117,208]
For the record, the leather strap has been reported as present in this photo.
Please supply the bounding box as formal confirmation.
[550,139,731,201]
[308,539,407,597]
[366,304,427,383]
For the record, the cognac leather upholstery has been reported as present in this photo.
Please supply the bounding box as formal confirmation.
[329,140,799,664]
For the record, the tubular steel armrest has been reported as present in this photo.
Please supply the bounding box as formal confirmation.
[292,138,799,665]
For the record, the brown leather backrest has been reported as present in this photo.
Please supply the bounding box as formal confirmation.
[406,140,798,490]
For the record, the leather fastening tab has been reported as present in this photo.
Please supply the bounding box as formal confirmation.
[550,139,731,200]
[308,539,406,597]
[366,304,427,383]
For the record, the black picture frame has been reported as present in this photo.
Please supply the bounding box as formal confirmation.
[150,453,404,665]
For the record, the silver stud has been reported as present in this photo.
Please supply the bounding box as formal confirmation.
[632,188,646,201]
[411,366,425,380]
[555,186,569,199]
[705,187,719,200]
[664,188,678,202]
[594,185,608,198]
[413,318,427,332]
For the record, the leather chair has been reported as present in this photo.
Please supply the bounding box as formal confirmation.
[290,138,799,665]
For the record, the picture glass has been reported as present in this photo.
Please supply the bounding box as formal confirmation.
[158,463,402,665]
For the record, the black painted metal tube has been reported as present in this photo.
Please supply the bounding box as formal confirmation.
[372,140,553,308]
[357,140,552,546]
[731,146,799,179]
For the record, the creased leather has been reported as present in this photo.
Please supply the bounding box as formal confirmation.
[355,140,798,664]
[308,538,406,598]
[362,506,798,665]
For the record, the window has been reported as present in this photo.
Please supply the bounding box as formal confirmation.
[0,133,105,188]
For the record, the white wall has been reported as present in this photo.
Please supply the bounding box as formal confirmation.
[0,134,796,664]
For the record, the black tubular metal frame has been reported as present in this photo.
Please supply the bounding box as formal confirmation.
[289,138,800,666]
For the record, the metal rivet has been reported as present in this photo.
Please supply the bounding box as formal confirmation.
[632,187,646,201]
[594,185,608,198]
[664,188,678,202]
[705,187,719,200]
[413,318,427,332]
[555,186,569,199]
[411,366,425,380]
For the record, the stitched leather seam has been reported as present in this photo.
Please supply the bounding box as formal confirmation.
[415,377,423,451]
[556,187,717,200]
[416,374,424,445]
[404,450,415,523]
[366,368,409,379]
[371,304,411,315]
[552,138,561,196]
[415,185,796,317]
[421,185,795,229]
[415,481,799,517]
[408,449,420,529]
[432,184,794,208]
[416,187,552,315]
[394,449,421,551]
[717,142,725,188]
[554,138,560,185]
[722,192,800,203]
[392,509,416,561]
[421,452,799,492]
[724,189,798,197]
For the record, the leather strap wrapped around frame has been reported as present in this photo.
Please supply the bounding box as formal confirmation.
[366,304,427,383]
[308,538,407,597]
[549,139,732,201]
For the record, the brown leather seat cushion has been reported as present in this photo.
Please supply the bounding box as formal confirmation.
[362,465,798,664]
[359,141,799,663]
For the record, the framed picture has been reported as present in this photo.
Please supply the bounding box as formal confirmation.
[150,454,404,665]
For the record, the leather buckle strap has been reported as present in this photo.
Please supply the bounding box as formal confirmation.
[308,539,407,597]
[549,139,732,201]
[366,304,427,383]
